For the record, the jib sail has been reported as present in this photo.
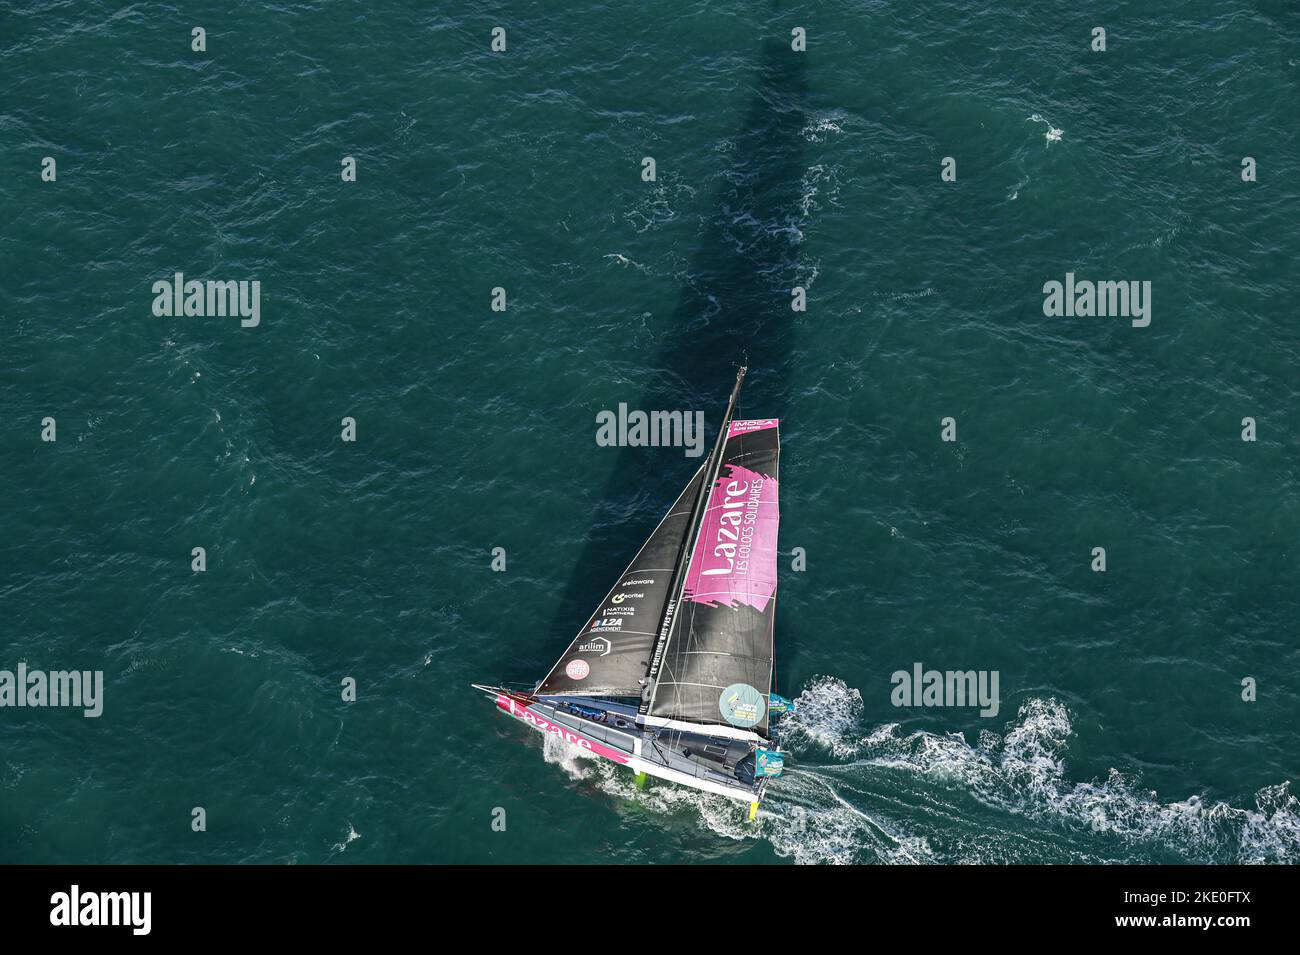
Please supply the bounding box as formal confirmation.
[535,464,706,697]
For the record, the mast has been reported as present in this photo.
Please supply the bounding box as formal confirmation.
[638,366,747,715]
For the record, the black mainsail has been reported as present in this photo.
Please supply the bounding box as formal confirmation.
[646,414,780,737]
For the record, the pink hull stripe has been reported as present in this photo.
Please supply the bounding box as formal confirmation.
[495,695,630,764]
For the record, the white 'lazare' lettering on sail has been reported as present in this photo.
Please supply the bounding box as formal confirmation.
[701,479,748,576]
[682,420,779,613]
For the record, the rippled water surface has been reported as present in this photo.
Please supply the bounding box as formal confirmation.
[2,1,1298,863]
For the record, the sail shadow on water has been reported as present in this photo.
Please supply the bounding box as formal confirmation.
[544,36,809,669]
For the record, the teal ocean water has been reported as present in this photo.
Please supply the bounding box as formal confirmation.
[3,2,1298,864]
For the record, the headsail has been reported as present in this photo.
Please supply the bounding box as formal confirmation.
[646,418,780,735]
[535,464,706,697]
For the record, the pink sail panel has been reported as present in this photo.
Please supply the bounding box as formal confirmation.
[682,421,780,613]
[727,418,778,438]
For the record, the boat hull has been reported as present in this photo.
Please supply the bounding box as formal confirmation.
[491,692,763,805]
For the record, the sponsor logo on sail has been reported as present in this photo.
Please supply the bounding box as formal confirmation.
[719,683,765,727]
[701,479,763,578]
[578,637,612,656]
[565,659,590,680]
[728,418,777,435]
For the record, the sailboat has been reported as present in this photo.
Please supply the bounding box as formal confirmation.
[473,367,792,820]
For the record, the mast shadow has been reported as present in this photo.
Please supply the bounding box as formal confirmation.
[542,34,811,672]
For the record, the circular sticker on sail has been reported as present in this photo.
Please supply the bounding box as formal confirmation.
[565,659,590,681]
[718,683,766,728]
